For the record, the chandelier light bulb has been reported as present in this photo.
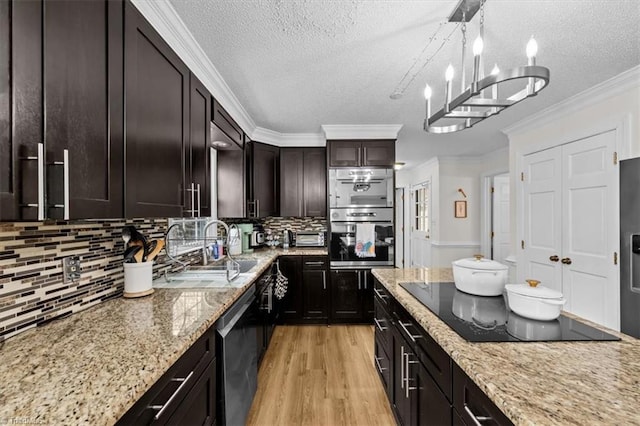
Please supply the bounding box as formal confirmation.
[423,84,432,100]
[445,64,454,82]
[472,36,484,56]
[491,64,500,75]
[526,36,538,59]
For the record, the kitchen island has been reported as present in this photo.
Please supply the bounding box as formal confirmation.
[0,247,325,425]
[372,267,640,426]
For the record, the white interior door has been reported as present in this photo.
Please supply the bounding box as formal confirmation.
[492,174,510,263]
[395,188,404,268]
[410,182,431,268]
[522,147,563,292]
[561,131,618,329]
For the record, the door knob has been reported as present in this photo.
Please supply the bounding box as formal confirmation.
[561,257,572,265]
[549,255,559,262]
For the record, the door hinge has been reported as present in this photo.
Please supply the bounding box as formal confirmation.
[521,240,525,249]
[491,186,495,193]
[614,252,618,265]
[520,172,524,181]
[401,226,404,232]
[614,152,618,165]
[491,231,495,238]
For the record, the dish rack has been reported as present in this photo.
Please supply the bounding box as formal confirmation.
[163,218,242,282]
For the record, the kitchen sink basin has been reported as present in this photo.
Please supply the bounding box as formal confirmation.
[153,259,259,289]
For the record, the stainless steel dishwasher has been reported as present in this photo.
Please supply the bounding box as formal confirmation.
[216,283,258,426]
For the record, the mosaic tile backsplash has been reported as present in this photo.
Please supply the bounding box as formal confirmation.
[0,219,200,342]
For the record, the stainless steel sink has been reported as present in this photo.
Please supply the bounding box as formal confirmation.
[153,259,259,289]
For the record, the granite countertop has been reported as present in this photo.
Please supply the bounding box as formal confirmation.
[372,267,640,426]
[0,247,326,425]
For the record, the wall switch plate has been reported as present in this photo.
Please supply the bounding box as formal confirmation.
[63,256,81,283]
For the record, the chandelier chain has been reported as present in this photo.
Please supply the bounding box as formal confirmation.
[460,12,467,92]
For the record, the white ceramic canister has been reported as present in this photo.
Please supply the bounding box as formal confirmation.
[123,262,154,298]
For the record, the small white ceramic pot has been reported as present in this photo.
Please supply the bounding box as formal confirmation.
[505,279,565,321]
[452,255,508,296]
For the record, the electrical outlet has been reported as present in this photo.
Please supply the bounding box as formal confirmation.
[63,256,81,283]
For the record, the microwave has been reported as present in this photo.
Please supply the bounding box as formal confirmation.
[328,168,394,208]
[295,231,326,247]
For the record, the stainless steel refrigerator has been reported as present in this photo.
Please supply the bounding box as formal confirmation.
[620,157,640,338]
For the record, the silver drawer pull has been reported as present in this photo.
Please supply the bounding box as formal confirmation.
[373,318,387,332]
[399,321,422,343]
[464,404,492,426]
[374,356,387,373]
[20,143,45,220]
[49,149,70,220]
[150,370,194,420]
[404,352,419,398]
[373,288,388,299]
[305,261,325,266]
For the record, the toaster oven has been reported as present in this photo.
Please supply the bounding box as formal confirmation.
[295,231,326,247]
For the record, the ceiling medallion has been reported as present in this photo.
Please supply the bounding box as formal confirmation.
[423,0,550,134]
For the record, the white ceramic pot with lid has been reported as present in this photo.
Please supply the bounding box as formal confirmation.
[505,279,566,321]
[452,255,509,296]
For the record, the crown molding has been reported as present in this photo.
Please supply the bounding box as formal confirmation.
[131,0,256,135]
[503,65,640,137]
[322,124,403,140]
[251,127,326,147]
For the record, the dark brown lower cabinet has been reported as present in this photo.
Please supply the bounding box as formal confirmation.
[330,269,374,323]
[374,276,513,426]
[117,326,216,425]
[302,257,328,320]
[277,256,303,322]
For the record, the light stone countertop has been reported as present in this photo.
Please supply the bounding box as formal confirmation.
[0,247,327,426]
[372,267,640,426]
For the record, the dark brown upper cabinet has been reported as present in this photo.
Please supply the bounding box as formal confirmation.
[187,74,212,218]
[1,0,124,221]
[328,140,395,168]
[213,99,246,218]
[124,2,189,218]
[280,147,326,217]
[247,142,279,218]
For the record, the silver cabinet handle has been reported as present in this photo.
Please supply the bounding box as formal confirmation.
[305,261,324,266]
[21,143,45,220]
[399,321,422,343]
[256,198,260,217]
[196,183,201,217]
[267,286,273,313]
[150,370,194,420]
[374,356,387,373]
[373,318,387,332]
[322,270,326,290]
[463,404,492,426]
[190,182,195,217]
[363,271,367,289]
[357,270,361,290]
[405,351,418,398]
[400,345,405,390]
[374,288,388,300]
[49,148,70,220]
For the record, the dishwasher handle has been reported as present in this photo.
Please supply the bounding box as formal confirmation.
[217,298,254,338]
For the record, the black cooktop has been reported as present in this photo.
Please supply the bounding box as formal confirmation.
[400,282,620,343]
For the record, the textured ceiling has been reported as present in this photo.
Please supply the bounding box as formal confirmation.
[169,0,640,168]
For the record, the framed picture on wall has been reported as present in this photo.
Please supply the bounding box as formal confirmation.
[455,200,467,218]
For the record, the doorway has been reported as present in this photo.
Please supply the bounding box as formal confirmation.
[410,181,431,268]
[481,172,511,263]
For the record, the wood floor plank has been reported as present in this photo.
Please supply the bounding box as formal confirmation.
[246,325,396,426]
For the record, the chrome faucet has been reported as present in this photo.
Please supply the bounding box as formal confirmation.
[202,219,230,266]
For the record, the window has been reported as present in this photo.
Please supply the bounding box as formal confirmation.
[414,183,430,233]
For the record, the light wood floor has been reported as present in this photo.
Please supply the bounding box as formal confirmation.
[246,325,396,426]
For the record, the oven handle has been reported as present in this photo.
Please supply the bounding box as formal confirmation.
[346,212,376,217]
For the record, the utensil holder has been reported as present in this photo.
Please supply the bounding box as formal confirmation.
[123,262,154,298]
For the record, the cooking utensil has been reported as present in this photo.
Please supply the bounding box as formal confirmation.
[505,279,566,321]
[124,245,142,263]
[134,246,145,263]
[146,239,165,262]
[452,254,508,296]
[143,240,157,262]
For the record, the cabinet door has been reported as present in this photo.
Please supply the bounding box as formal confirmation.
[302,270,328,319]
[328,140,362,167]
[279,148,304,217]
[44,0,123,219]
[330,270,362,321]
[124,3,189,218]
[216,143,245,218]
[392,328,413,426]
[167,359,216,426]
[414,360,452,426]
[303,147,327,216]
[0,0,43,220]
[374,336,392,401]
[362,270,374,322]
[362,140,395,167]
[250,142,279,217]
[212,98,243,148]
[277,256,302,322]
[188,73,211,217]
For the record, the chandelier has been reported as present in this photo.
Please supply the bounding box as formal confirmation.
[423,0,550,134]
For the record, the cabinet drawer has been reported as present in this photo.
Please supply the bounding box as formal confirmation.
[117,327,216,425]
[302,256,328,270]
[453,363,514,426]
[373,278,392,311]
[374,337,392,401]
[374,297,392,355]
[167,359,216,426]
